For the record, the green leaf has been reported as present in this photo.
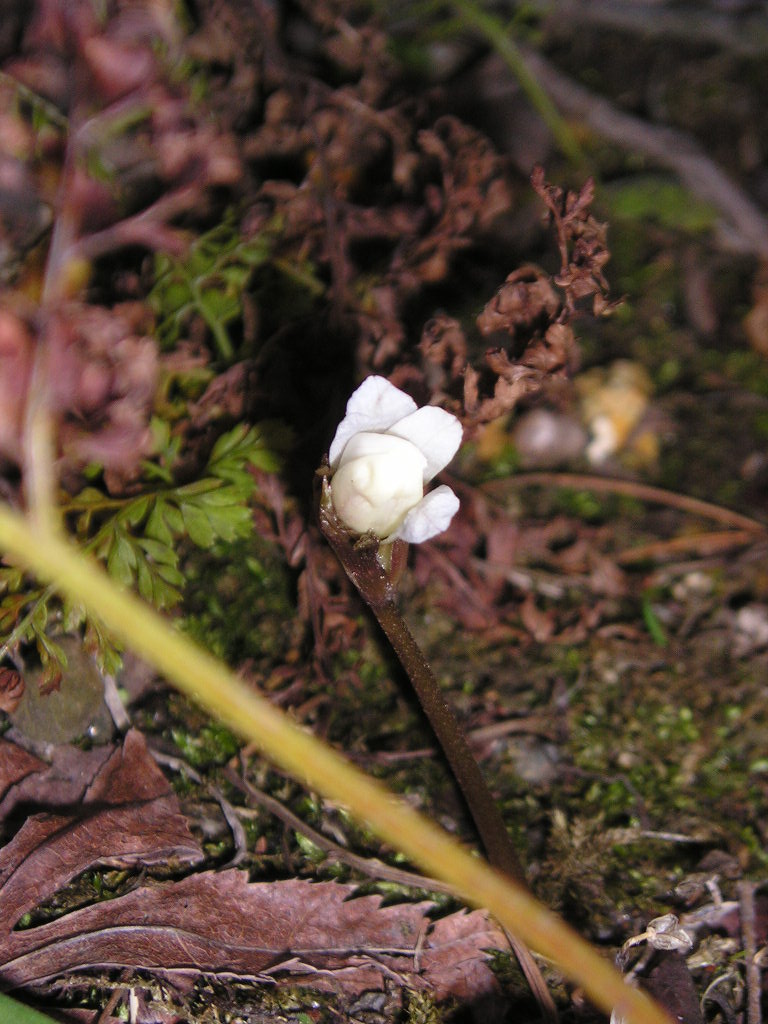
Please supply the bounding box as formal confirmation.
[136,536,178,566]
[85,618,123,677]
[239,238,270,266]
[193,484,245,507]
[155,562,185,586]
[247,447,281,473]
[0,567,24,592]
[152,576,182,608]
[74,486,108,506]
[642,592,668,647]
[208,423,250,461]
[201,503,252,541]
[61,597,86,632]
[163,280,192,310]
[123,495,151,527]
[107,533,137,586]
[136,558,155,602]
[221,264,251,288]
[199,288,239,323]
[0,992,63,1024]
[145,502,174,546]
[175,478,222,498]
[181,503,216,548]
[164,502,185,534]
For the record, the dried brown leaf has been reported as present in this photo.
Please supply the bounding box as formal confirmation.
[0,668,24,714]
[644,952,704,1024]
[0,731,507,1006]
[420,909,506,1004]
[476,267,560,339]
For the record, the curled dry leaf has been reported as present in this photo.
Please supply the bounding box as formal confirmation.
[461,169,610,427]
[476,266,561,338]
[0,667,24,714]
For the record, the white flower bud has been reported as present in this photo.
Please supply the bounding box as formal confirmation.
[331,432,426,537]
[328,376,462,543]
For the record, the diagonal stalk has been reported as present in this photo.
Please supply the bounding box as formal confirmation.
[318,479,556,1018]
[0,502,672,1024]
[370,598,524,882]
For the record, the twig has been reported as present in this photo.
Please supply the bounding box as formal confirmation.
[738,880,762,1024]
[71,185,195,263]
[224,763,458,896]
[515,45,768,259]
[96,987,125,1024]
[21,345,59,537]
[616,529,759,566]
[354,715,556,766]
[150,748,249,866]
[515,1,768,58]
[489,471,767,533]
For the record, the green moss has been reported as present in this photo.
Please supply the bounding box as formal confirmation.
[181,536,299,668]
[171,721,239,768]
[405,989,442,1024]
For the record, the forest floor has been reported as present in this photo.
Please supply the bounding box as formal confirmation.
[2,1,768,1022]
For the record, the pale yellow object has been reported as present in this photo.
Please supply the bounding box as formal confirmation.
[576,360,653,463]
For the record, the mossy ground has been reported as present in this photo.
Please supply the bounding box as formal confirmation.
[158,155,768,1020]
[6,6,768,1022]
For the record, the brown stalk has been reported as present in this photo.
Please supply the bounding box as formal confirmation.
[317,475,557,1021]
[488,471,767,534]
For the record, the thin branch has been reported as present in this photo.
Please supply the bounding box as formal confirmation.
[516,1,768,58]
[515,45,768,259]
[151,749,249,866]
[95,987,125,1024]
[21,345,59,537]
[616,529,759,566]
[71,186,196,263]
[738,880,762,1024]
[487,471,767,533]
[353,714,556,766]
[225,763,459,897]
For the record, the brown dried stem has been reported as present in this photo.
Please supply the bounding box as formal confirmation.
[317,476,557,1021]
[490,471,767,534]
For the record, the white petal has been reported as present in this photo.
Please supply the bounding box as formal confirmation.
[329,376,417,467]
[387,406,463,482]
[332,438,424,537]
[335,430,426,471]
[392,485,460,543]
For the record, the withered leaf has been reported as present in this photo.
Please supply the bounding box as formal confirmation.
[419,909,507,1004]
[644,952,704,1024]
[0,731,507,1008]
[0,730,202,929]
[0,737,43,805]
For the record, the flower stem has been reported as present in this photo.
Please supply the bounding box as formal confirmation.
[318,479,555,1016]
[319,479,524,878]
[370,598,561,1016]
[371,598,525,882]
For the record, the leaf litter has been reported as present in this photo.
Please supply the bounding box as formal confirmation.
[0,729,509,1016]
[2,0,768,1020]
